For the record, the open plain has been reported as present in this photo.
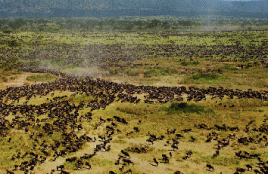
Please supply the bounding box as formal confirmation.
[1,20,268,174]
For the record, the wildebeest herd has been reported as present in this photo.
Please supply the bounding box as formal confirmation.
[0,66,268,174]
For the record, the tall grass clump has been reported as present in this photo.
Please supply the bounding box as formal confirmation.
[201,156,240,166]
[180,61,199,66]
[144,67,176,78]
[26,73,57,82]
[164,102,213,114]
[127,68,143,76]
[223,64,238,71]
[188,73,226,83]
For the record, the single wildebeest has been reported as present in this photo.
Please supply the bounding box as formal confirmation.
[206,164,214,171]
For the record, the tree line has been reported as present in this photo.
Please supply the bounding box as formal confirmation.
[1,17,268,32]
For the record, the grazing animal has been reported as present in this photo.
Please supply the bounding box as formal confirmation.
[121,150,130,158]
[245,164,252,171]
[85,162,91,169]
[253,169,261,174]
[57,165,64,171]
[122,158,134,165]
[60,171,70,174]
[190,136,196,142]
[124,169,132,174]
[162,154,169,163]
[213,150,219,158]
[206,164,214,171]
[174,171,183,174]
[176,134,184,139]
[182,129,191,133]
[146,138,154,145]
[6,170,14,174]
[236,167,246,173]
[153,158,158,166]
[171,144,178,151]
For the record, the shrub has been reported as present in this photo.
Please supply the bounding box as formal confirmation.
[108,67,119,75]
[8,39,20,47]
[144,67,175,77]
[127,68,142,76]
[190,73,221,80]
[180,61,199,66]
[1,76,8,82]
[223,65,238,71]
[164,102,213,114]
[26,73,57,82]
[187,73,227,83]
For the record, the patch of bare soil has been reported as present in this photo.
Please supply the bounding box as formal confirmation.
[0,73,47,89]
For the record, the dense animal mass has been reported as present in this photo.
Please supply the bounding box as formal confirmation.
[1,28,268,173]
[0,67,267,173]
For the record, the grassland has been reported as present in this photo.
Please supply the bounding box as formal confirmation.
[0,24,268,174]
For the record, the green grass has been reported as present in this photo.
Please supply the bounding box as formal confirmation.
[200,156,240,166]
[127,68,143,76]
[185,73,227,84]
[112,138,127,144]
[180,61,200,66]
[144,67,177,78]
[1,26,268,174]
[222,64,238,71]
[26,73,57,82]
[190,73,224,81]
[64,157,114,170]
[164,102,214,114]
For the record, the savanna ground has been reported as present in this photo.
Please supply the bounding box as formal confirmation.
[0,20,268,174]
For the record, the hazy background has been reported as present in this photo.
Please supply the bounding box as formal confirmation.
[0,0,267,18]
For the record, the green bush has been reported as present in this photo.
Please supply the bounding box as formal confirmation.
[26,73,57,82]
[8,39,20,47]
[201,156,240,166]
[127,68,142,76]
[144,67,175,77]
[223,65,238,71]
[180,61,199,66]
[164,102,213,114]
[188,73,226,83]
[108,67,119,75]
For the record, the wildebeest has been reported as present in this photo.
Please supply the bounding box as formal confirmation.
[206,164,214,171]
